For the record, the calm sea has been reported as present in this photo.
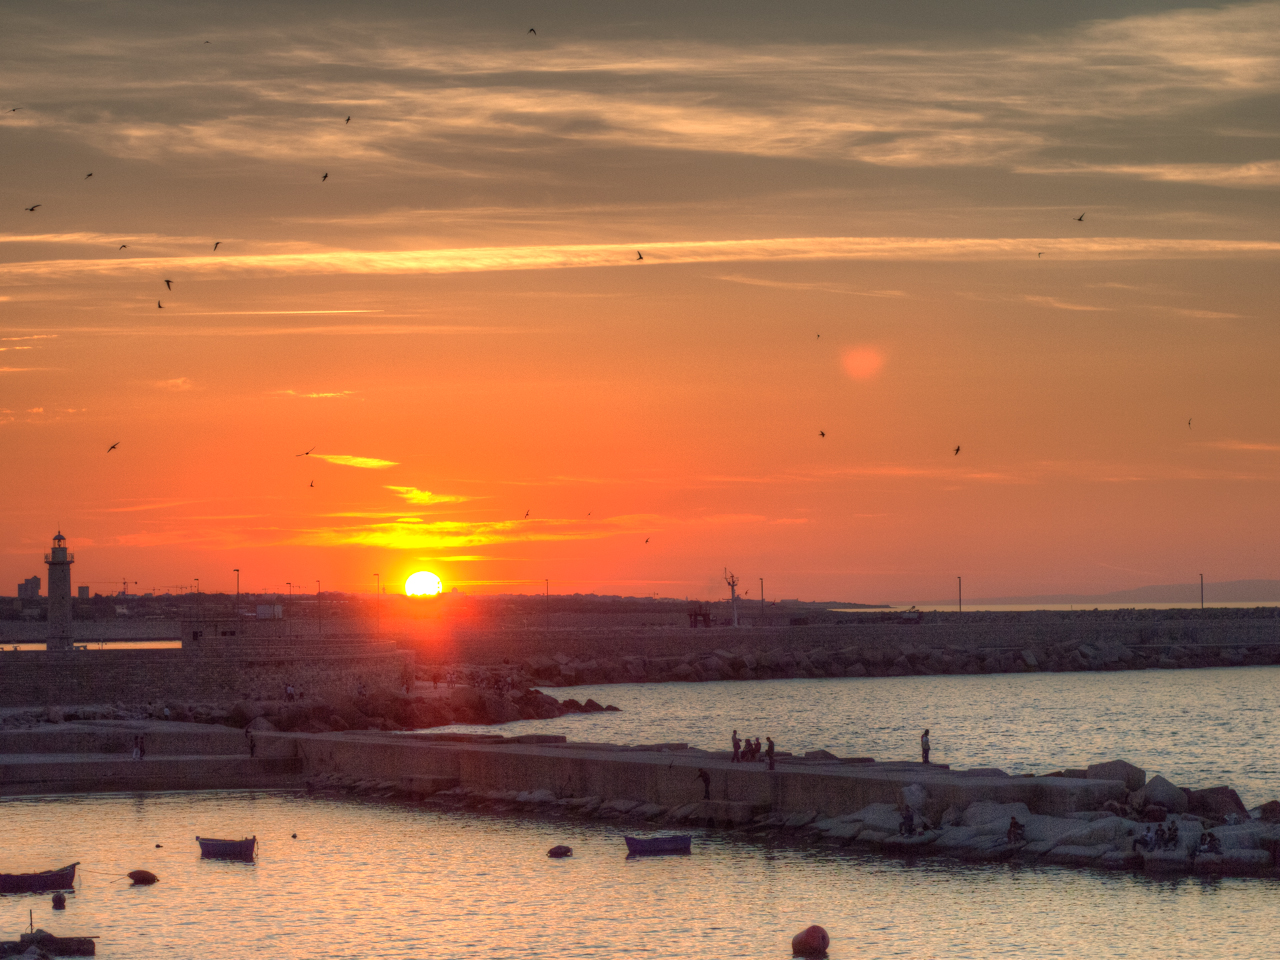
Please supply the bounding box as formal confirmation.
[2,668,1278,959]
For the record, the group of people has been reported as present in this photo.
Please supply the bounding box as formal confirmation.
[731,730,776,770]
[1133,821,1182,853]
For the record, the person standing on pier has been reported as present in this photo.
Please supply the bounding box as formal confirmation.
[731,730,741,762]
[921,729,931,764]
[696,768,711,800]
[765,737,775,770]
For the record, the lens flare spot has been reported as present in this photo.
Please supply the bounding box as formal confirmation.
[405,571,443,596]
[842,346,885,380]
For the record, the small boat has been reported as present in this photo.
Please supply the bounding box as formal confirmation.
[196,836,256,860]
[0,863,78,894]
[624,835,692,856]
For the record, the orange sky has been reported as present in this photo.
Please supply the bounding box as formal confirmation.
[2,1,1279,603]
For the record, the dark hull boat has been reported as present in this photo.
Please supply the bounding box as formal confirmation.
[624,835,691,856]
[196,836,256,860]
[0,862,78,894]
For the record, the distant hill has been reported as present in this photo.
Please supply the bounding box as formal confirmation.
[972,579,1280,605]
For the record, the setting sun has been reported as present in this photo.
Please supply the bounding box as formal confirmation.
[404,571,443,596]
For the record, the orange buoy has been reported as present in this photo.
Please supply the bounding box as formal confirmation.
[128,870,159,885]
[51,893,66,910]
[547,845,573,858]
[791,925,829,957]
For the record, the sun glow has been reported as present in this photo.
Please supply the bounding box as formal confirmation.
[405,571,443,596]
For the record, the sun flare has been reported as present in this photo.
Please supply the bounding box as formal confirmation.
[404,571,443,596]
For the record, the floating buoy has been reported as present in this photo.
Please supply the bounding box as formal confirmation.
[547,845,573,858]
[128,870,159,885]
[791,925,829,957]
[291,833,297,839]
[51,893,66,910]
[155,844,162,848]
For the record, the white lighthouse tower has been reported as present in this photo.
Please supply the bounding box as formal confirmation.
[45,531,75,651]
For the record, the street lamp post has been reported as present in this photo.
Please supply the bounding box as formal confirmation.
[286,582,292,638]
[316,580,322,639]
[1200,573,1204,611]
[195,578,200,622]
[373,573,380,636]
[233,568,239,606]
[957,576,962,614]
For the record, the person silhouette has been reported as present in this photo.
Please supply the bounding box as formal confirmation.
[921,729,931,764]
[731,730,741,762]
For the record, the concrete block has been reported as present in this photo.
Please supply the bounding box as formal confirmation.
[1086,759,1145,792]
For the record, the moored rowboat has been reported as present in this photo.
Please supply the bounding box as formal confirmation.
[196,836,256,860]
[0,863,78,894]
[624,835,691,856]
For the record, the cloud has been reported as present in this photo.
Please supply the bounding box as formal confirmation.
[841,346,886,380]
[273,389,356,399]
[154,377,193,390]
[0,346,33,352]
[1207,440,1280,452]
[1023,295,1110,312]
[299,513,652,550]
[312,454,398,469]
[386,486,470,505]
[5,236,1279,285]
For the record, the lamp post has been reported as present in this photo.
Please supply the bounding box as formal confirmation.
[194,578,200,622]
[957,576,962,614]
[760,577,764,624]
[316,580,322,639]
[1200,573,1204,611]
[373,573,380,636]
[286,582,292,638]
[233,568,239,605]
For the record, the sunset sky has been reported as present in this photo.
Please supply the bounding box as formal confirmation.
[2,0,1279,603]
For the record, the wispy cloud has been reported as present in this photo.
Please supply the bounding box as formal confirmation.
[386,486,471,505]
[1023,295,1111,312]
[312,454,398,469]
[154,377,193,391]
[5,236,1278,285]
[273,389,356,399]
[1207,440,1280,452]
[298,513,652,550]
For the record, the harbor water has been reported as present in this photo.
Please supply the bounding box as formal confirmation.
[3,667,1278,959]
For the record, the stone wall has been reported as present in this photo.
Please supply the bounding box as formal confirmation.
[0,642,414,707]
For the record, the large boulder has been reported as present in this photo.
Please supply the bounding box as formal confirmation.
[961,801,1031,827]
[1135,774,1188,814]
[1257,800,1280,823]
[1188,786,1249,821]
[1086,759,1146,792]
[245,716,277,733]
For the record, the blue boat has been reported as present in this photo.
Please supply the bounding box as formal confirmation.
[624,835,691,856]
[196,836,256,860]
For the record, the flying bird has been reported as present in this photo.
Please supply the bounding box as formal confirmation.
[524,509,530,518]
[9,108,20,112]
[107,442,119,452]
[157,300,163,308]
[819,430,825,438]
[1038,252,1043,258]
[213,241,221,251]
[24,204,40,212]
[345,116,351,124]
[204,40,210,43]
[1075,213,1085,221]
[645,537,649,544]
[310,480,314,487]
[296,446,315,457]
[84,173,92,180]
[636,251,643,260]
[321,172,328,182]
[528,27,536,34]
[954,445,961,455]
[1188,418,1192,429]
[164,279,173,290]
[119,244,127,250]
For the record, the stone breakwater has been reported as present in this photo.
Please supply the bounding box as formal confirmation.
[504,631,1280,688]
[266,730,1280,880]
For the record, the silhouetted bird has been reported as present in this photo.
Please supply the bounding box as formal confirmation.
[157,300,163,308]
[310,481,314,487]
[108,442,119,452]
[296,446,315,457]
[819,430,825,438]
[345,116,350,124]
[645,537,649,544]
[119,244,127,250]
[636,251,643,260]
[321,172,328,182]
[84,173,92,179]
[528,27,536,34]
[24,204,40,211]
[164,279,172,290]
[213,241,221,250]
[204,40,210,43]
[1038,252,1043,258]
[1075,213,1085,221]
[954,445,960,455]
[1188,418,1192,428]
[524,509,530,518]
[9,108,20,112]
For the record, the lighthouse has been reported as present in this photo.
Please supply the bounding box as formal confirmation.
[45,531,75,651]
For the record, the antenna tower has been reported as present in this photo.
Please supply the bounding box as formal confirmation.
[724,568,740,627]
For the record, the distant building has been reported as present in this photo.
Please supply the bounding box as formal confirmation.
[77,585,90,599]
[256,604,283,620]
[17,576,40,600]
